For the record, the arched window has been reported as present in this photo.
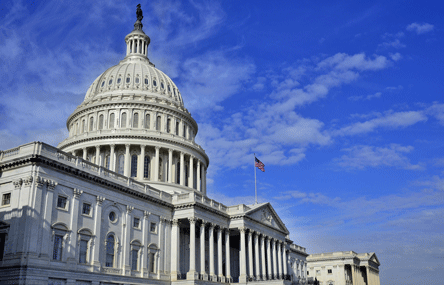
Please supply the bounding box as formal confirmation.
[89,117,94,131]
[105,155,110,169]
[176,122,179,135]
[52,223,68,261]
[158,157,163,182]
[193,165,197,189]
[121,112,127,128]
[156,115,161,131]
[148,244,158,273]
[131,155,137,177]
[78,229,92,264]
[98,114,104,130]
[109,113,115,129]
[145,114,150,129]
[117,155,124,175]
[81,120,85,134]
[105,235,115,267]
[176,162,180,184]
[133,113,139,128]
[183,125,186,138]
[130,240,142,271]
[144,156,150,179]
[75,122,79,135]
[167,118,171,133]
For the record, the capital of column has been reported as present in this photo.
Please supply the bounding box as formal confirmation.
[96,196,105,205]
[144,211,150,218]
[172,219,180,226]
[248,231,253,237]
[125,144,130,148]
[188,217,197,224]
[73,188,83,199]
[110,144,116,149]
[155,146,160,151]
[239,227,247,233]
[126,205,134,213]
[168,148,173,154]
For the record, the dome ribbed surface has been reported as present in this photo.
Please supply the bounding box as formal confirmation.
[83,59,183,107]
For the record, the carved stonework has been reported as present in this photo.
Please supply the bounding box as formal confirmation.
[144,211,151,218]
[127,205,134,213]
[23,176,33,187]
[239,227,246,233]
[13,179,23,189]
[172,219,179,226]
[261,209,273,225]
[188,217,197,224]
[35,176,45,188]
[47,180,57,191]
[73,188,83,199]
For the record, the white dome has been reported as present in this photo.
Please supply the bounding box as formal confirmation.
[83,57,184,108]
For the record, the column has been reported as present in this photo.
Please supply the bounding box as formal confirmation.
[277,241,282,279]
[168,149,173,183]
[92,196,105,268]
[202,167,207,195]
[200,221,207,279]
[209,224,216,280]
[261,235,266,280]
[217,227,224,282]
[255,232,261,280]
[158,218,165,274]
[248,231,254,279]
[180,152,184,186]
[283,244,288,277]
[132,39,135,53]
[154,146,160,181]
[225,229,231,281]
[189,155,194,188]
[67,189,82,264]
[267,238,272,279]
[124,144,130,177]
[141,211,150,277]
[170,220,180,281]
[110,144,116,172]
[83,147,87,160]
[196,160,201,191]
[95,146,101,166]
[239,227,247,283]
[272,239,277,279]
[138,145,145,178]
[351,265,356,285]
[366,266,370,285]
[39,181,56,259]
[187,218,198,280]
[122,206,133,275]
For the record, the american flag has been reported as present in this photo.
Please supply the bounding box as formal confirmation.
[255,157,265,172]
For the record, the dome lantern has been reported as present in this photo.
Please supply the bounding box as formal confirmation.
[124,4,151,60]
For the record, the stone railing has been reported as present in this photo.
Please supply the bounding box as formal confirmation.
[172,191,230,214]
[0,142,172,204]
[290,244,307,253]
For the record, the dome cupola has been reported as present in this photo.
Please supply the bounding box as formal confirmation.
[58,5,209,196]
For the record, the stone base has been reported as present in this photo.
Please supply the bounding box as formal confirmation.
[210,274,217,282]
[219,275,225,283]
[187,271,199,280]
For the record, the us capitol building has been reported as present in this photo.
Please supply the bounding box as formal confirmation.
[0,6,380,285]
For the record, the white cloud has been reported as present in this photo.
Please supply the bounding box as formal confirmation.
[406,22,434,35]
[334,110,427,136]
[426,102,444,125]
[390,52,402,61]
[333,144,423,170]
[348,92,382,101]
[378,39,406,49]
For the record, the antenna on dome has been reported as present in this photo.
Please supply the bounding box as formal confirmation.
[134,4,144,31]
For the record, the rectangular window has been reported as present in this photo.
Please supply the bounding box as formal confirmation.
[79,240,88,264]
[328,269,332,274]
[57,196,67,209]
[82,203,91,215]
[131,249,138,271]
[1,193,11,206]
[150,222,157,233]
[307,271,309,275]
[53,235,63,260]
[133,217,140,228]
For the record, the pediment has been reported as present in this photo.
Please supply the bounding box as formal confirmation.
[245,203,289,234]
[369,253,380,265]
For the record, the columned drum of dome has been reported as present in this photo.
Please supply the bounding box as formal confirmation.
[58,11,209,195]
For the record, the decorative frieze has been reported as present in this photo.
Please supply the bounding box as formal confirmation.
[13,178,23,189]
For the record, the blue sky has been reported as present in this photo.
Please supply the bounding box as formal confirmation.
[1,0,443,283]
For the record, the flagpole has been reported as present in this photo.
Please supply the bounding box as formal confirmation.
[254,153,257,204]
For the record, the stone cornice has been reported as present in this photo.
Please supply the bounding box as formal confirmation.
[0,153,174,210]
[174,202,230,219]
[231,214,289,236]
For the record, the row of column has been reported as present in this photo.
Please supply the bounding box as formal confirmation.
[72,144,207,193]
[365,266,380,285]
[127,37,148,56]
[239,228,288,282]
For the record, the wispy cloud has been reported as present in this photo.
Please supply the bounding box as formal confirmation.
[406,22,435,35]
[333,144,423,170]
[333,110,427,136]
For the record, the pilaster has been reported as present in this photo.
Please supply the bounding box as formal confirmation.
[92,196,105,270]
[187,217,198,280]
[239,227,247,283]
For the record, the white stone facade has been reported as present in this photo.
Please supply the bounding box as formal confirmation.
[306,251,381,285]
[0,7,309,285]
